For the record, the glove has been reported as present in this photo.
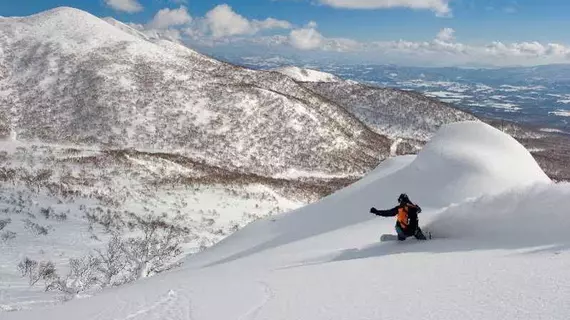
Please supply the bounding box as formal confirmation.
[370,207,379,215]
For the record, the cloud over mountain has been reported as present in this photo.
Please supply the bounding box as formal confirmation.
[318,0,452,16]
[104,0,143,13]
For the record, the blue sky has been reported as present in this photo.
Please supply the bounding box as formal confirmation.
[2,0,570,66]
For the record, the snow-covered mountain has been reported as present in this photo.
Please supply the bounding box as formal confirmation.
[0,7,388,178]
[7,121,570,320]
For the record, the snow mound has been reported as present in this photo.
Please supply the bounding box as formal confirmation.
[274,66,340,82]
[333,120,550,211]
[398,120,551,206]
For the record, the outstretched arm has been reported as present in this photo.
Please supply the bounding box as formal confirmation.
[370,206,399,217]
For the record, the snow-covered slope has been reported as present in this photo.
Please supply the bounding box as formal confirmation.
[9,121,570,320]
[273,66,341,82]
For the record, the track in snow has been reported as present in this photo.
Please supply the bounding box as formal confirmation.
[238,281,275,320]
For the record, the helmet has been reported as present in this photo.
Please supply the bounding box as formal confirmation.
[398,193,410,204]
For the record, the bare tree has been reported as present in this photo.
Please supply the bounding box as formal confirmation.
[45,255,100,295]
[0,218,11,231]
[17,257,57,286]
[1,230,16,242]
[122,214,188,279]
[94,235,128,287]
[23,219,49,235]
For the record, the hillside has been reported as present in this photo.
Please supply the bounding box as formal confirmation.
[7,121,570,320]
[303,82,479,142]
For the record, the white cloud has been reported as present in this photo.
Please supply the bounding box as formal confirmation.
[288,21,360,52]
[367,35,570,66]
[484,41,570,58]
[113,4,570,67]
[283,25,570,66]
[436,27,455,42]
[104,0,143,13]
[307,21,318,28]
[148,6,192,29]
[547,43,570,56]
[205,4,292,38]
[253,18,293,30]
[289,26,324,50]
[318,0,451,16]
[206,4,251,37]
[323,37,362,52]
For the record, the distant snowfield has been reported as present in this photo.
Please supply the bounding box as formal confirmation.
[550,109,570,117]
[489,102,521,111]
[8,121,570,320]
[540,128,568,134]
[498,84,546,92]
[425,91,471,104]
[273,66,340,83]
[426,91,471,99]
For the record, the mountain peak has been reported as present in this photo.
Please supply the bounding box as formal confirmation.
[25,6,101,23]
[1,6,143,54]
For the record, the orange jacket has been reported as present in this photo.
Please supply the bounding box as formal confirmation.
[373,203,422,230]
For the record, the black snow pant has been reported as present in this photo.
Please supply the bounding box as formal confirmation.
[395,223,427,241]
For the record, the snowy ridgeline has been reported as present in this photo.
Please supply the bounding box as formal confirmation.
[5,121,570,320]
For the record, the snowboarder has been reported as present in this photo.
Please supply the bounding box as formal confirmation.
[370,193,427,241]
